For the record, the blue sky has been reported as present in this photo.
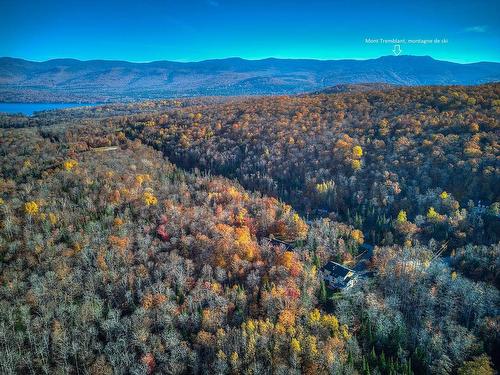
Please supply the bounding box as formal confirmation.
[1,0,498,63]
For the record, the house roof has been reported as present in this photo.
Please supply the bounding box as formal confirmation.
[322,261,353,278]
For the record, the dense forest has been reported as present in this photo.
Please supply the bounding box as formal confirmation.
[0,84,498,374]
[123,84,500,249]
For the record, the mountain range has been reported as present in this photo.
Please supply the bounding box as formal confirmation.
[0,55,499,102]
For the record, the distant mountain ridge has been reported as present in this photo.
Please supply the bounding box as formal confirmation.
[0,55,499,102]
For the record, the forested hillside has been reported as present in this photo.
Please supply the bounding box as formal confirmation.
[123,84,500,248]
[0,123,360,374]
[0,84,498,374]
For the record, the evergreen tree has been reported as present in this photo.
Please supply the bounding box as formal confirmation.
[319,280,327,305]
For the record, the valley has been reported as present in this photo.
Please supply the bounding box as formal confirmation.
[1,83,498,374]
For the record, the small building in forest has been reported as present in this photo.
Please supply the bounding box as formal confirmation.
[321,261,357,290]
[321,243,375,291]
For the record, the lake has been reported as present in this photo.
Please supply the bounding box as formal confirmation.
[0,103,96,116]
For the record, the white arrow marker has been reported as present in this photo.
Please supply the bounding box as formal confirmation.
[393,44,402,56]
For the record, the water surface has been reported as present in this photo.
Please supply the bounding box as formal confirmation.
[0,103,96,116]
